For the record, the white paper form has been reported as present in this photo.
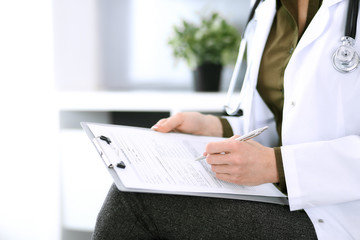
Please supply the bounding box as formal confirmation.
[87,123,286,198]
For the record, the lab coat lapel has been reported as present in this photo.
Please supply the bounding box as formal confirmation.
[247,0,276,89]
[295,0,344,54]
[284,0,345,100]
[242,0,276,133]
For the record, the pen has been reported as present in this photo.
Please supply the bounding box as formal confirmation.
[194,126,269,161]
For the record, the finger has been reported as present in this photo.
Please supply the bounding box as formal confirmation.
[215,173,237,184]
[206,152,230,165]
[210,164,232,174]
[216,173,253,186]
[151,118,168,131]
[159,115,183,132]
[205,139,243,155]
[152,115,183,133]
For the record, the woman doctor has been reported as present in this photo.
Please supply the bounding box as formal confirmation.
[92,0,360,239]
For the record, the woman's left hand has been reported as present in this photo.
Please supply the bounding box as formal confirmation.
[204,136,279,186]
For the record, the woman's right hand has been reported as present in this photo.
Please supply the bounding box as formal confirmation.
[151,112,223,137]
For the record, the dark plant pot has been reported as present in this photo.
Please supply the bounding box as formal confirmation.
[193,63,222,92]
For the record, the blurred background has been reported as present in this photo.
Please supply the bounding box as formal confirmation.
[0,0,251,239]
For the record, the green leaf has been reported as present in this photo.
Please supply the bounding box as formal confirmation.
[168,12,241,69]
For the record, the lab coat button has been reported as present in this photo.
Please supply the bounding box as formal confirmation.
[291,101,296,107]
[318,219,324,223]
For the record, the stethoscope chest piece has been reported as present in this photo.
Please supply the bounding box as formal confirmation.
[332,37,359,73]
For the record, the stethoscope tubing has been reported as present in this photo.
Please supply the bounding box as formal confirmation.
[345,0,359,38]
[224,0,262,116]
[243,0,262,38]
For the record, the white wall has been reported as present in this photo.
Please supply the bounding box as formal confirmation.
[53,0,100,91]
[0,0,60,239]
[100,0,251,90]
[55,0,251,91]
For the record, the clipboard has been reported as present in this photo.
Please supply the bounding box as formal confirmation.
[81,122,288,205]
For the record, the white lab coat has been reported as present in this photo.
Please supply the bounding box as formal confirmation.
[225,0,360,239]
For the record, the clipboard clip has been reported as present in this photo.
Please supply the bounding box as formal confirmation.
[92,135,126,169]
[100,135,111,144]
[92,137,113,168]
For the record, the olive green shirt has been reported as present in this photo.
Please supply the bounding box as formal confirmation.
[257,0,322,145]
[221,0,322,194]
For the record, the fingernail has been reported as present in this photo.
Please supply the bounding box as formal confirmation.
[151,125,159,130]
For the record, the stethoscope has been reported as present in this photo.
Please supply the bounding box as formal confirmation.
[225,0,360,116]
[333,0,360,72]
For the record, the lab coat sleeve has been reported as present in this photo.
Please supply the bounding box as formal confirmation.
[223,90,279,147]
[222,116,244,136]
[223,114,279,147]
[281,135,360,211]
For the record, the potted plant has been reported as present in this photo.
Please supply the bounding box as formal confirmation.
[168,12,241,91]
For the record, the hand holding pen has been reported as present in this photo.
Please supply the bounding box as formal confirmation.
[194,125,279,186]
[194,126,269,161]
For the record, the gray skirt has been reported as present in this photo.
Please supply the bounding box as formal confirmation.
[92,184,317,240]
